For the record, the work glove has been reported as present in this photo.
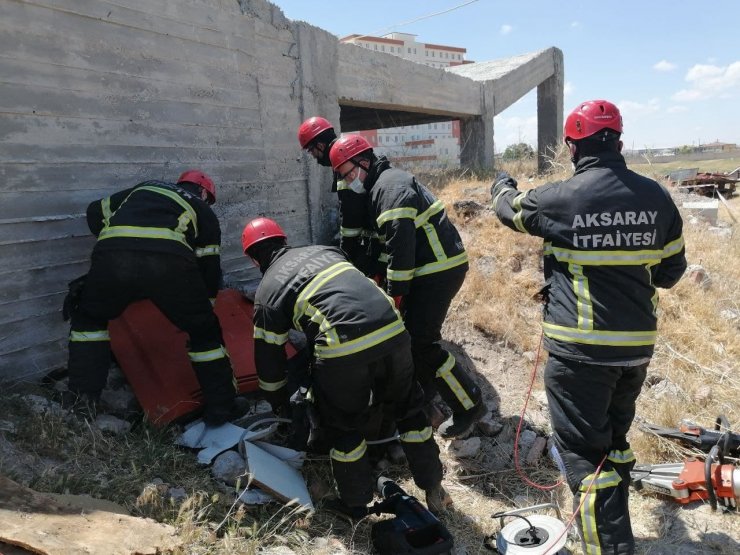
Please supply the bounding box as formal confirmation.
[393,295,404,310]
[62,274,87,321]
[490,171,518,199]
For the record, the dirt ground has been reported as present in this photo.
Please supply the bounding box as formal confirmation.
[435,314,740,554]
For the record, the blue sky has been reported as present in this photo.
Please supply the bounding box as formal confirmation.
[270,0,740,151]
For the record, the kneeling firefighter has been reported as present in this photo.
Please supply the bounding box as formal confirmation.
[242,217,451,517]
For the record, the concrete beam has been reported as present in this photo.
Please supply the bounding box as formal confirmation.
[449,48,564,173]
[337,42,480,119]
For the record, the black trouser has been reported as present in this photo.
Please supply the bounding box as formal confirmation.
[67,249,235,423]
[312,333,442,507]
[403,266,480,414]
[544,354,648,555]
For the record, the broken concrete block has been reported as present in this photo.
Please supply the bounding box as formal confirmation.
[0,476,180,554]
[237,487,275,505]
[684,264,711,290]
[95,414,132,435]
[100,388,138,414]
[448,436,481,458]
[167,487,188,503]
[477,412,504,437]
[525,436,548,465]
[22,394,64,417]
[212,450,247,486]
[517,429,537,460]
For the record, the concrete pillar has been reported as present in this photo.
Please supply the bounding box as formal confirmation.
[537,49,564,174]
[460,83,495,171]
[293,22,341,244]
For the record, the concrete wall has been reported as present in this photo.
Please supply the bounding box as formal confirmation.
[0,0,563,379]
[0,0,337,379]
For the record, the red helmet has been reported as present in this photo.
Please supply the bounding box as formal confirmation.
[178,169,216,204]
[241,217,287,254]
[298,116,334,149]
[564,100,623,142]
[329,134,373,171]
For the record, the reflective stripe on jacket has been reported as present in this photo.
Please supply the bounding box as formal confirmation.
[253,245,407,390]
[86,180,222,296]
[492,152,687,361]
[363,158,468,296]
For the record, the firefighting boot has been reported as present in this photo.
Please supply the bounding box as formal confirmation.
[425,484,453,515]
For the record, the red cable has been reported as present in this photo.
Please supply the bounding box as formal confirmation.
[513,330,563,490]
[512,330,609,554]
[541,453,608,555]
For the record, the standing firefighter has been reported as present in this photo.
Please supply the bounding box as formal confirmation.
[297,117,380,276]
[329,136,485,439]
[491,100,687,554]
[65,170,237,425]
[242,217,450,517]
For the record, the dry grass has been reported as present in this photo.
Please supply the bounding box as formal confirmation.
[435,153,740,462]
[1,151,739,554]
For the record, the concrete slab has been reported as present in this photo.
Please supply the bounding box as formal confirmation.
[0,475,180,555]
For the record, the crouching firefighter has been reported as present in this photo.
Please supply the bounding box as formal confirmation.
[242,217,452,517]
[65,170,237,424]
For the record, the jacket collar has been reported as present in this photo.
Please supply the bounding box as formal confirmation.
[574,151,627,175]
[363,156,392,191]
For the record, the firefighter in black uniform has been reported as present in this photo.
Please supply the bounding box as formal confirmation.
[297,117,381,276]
[241,217,450,517]
[65,170,237,425]
[329,136,485,439]
[491,100,687,555]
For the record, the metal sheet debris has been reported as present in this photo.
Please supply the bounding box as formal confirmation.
[242,441,314,511]
[254,441,305,470]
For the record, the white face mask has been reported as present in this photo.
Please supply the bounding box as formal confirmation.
[338,166,366,194]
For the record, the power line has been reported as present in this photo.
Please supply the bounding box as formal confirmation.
[349,0,480,42]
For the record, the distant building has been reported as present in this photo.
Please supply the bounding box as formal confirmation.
[340,32,471,168]
[699,141,737,153]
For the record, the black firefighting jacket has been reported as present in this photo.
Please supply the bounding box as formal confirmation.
[252,245,406,393]
[319,143,380,276]
[86,180,222,298]
[363,157,468,296]
[337,180,384,277]
[492,151,687,362]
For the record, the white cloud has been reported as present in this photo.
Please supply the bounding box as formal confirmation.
[653,60,677,72]
[672,61,740,101]
[618,98,661,117]
[564,81,574,96]
[500,24,513,35]
[493,114,537,150]
[667,105,688,113]
[570,21,580,28]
